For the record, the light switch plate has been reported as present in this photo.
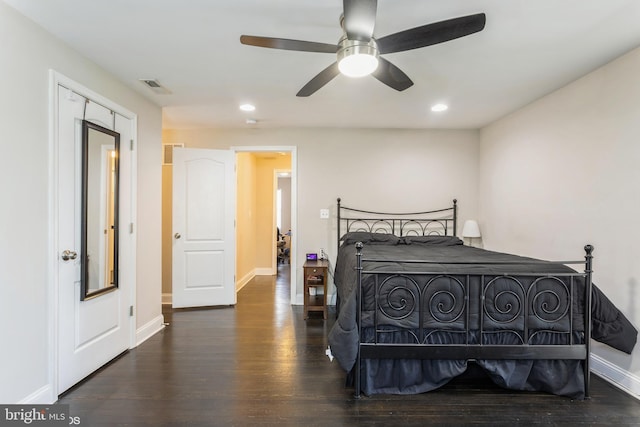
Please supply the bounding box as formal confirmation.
[320,209,330,219]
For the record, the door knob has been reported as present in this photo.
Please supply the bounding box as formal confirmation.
[174,233,181,239]
[61,250,78,261]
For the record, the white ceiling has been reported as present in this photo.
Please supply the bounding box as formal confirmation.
[6,0,640,130]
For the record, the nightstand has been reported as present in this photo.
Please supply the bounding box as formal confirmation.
[303,259,329,320]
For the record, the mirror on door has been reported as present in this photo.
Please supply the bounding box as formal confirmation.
[81,120,120,300]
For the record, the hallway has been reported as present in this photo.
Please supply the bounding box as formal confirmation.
[58,265,640,426]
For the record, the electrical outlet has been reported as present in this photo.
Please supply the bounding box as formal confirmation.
[320,209,330,219]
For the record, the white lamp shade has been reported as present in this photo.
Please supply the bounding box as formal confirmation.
[462,220,481,238]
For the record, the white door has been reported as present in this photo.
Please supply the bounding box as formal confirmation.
[172,148,236,308]
[56,85,132,394]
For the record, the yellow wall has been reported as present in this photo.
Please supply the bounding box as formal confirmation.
[254,155,292,270]
[236,153,257,287]
[161,164,173,296]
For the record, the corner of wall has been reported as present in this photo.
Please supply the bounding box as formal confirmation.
[135,314,165,347]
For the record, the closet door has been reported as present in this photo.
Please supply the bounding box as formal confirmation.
[56,85,132,394]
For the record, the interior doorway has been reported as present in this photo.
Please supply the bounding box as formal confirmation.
[161,146,297,306]
[234,147,296,304]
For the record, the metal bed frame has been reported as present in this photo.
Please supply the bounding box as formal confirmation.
[336,198,593,398]
[337,197,458,242]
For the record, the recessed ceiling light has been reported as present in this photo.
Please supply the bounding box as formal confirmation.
[431,103,448,112]
[239,103,256,112]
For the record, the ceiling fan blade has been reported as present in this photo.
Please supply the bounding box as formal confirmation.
[372,58,413,92]
[240,35,338,54]
[342,0,377,41]
[296,62,340,97]
[377,13,486,54]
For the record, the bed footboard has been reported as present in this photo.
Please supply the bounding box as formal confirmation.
[353,243,594,398]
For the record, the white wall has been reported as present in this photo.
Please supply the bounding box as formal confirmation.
[479,46,640,395]
[163,127,480,302]
[0,3,162,403]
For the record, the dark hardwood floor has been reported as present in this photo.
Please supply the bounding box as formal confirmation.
[58,264,640,426]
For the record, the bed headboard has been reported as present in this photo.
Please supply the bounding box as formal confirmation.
[336,198,458,250]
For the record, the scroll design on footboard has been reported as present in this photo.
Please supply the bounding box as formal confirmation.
[483,276,525,325]
[373,274,467,342]
[528,277,571,323]
[353,243,595,400]
[370,273,577,344]
[371,273,469,345]
[376,275,420,321]
[481,275,573,345]
[424,275,466,325]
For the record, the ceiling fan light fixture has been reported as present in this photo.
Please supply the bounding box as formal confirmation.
[337,38,379,78]
[339,54,379,78]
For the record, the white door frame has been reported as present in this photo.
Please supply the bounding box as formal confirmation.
[47,70,137,402]
[233,146,297,305]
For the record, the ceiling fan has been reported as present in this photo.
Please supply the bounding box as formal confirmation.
[240,0,486,97]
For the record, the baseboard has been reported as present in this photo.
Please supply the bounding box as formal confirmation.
[136,314,165,346]
[18,384,54,404]
[255,268,274,276]
[591,353,640,400]
[236,270,255,292]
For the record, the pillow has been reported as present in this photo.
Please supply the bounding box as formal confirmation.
[340,231,401,245]
[402,235,463,246]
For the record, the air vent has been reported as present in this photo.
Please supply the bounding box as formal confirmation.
[139,79,172,95]
[142,79,161,88]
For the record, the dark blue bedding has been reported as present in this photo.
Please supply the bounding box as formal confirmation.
[328,235,637,398]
